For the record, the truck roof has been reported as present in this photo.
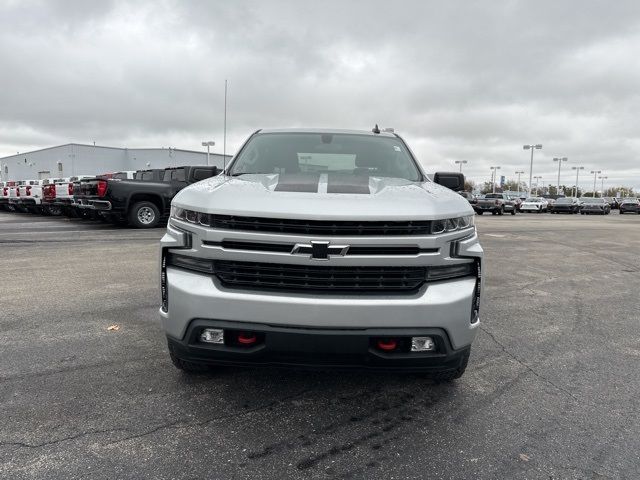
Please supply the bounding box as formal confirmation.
[258,128,397,137]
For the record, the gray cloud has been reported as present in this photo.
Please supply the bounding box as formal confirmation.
[1,0,639,189]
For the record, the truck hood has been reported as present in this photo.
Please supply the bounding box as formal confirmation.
[172,174,473,220]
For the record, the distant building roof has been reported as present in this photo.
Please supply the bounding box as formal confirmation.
[0,143,231,160]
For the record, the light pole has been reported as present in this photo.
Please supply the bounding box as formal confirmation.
[201,141,216,166]
[523,144,542,194]
[533,175,543,195]
[515,170,524,193]
[552,157,567,193]
[490,166,501,193]
[455,160,467,172]
[590,170,601,197]
[598,175,608,197]
[571,166,584,197]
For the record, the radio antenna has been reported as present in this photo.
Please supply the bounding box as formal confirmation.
[223,79,228,176]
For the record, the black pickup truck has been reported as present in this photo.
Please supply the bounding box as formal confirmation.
[73,165,220,228]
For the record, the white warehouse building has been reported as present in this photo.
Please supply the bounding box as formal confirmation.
[0,143,232,181]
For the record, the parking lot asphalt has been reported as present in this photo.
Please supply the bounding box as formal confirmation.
[1,211,639,480]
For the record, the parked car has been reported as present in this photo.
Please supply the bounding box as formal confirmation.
[618,198,640,214]
[42,177,81,216]
[160,128,483,380]
[507,195,523,211]
[579,197,610,215]
[2,181,15,211]
[549,197,580,214]
[17,179,49,213]
[474,193,517,215]
[520,197,549,213]
[74,166,219,228]
[72,171,137,220]
[458,191,476,204]
[7,180,26,212]
[0,182,8,210]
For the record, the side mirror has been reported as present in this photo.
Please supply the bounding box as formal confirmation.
[433,172,465,191]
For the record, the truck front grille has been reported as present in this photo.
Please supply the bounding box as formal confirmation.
[213,260,427,293]
[207,215,432,236]
[203,240,435,256]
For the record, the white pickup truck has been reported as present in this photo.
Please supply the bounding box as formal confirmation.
[41,177,71,216]
[17,179,49,213]
[160,128,483,381]
[42,177,93,216]
[0,181,10,210]
[7,181,25,212]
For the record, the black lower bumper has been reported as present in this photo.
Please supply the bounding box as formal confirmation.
[168,319,471,372]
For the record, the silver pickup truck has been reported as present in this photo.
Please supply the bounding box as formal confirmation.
[474,193,517,215]
[159,128,483,380]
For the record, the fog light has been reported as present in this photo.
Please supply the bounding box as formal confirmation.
[200,328,224,344]
[411,336,435,352]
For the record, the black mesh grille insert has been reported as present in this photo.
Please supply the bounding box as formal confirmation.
[213,260,427,293]
[208,215,431,236]
[203,241,430,256]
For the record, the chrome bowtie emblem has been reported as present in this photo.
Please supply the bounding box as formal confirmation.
[291,241,350,260]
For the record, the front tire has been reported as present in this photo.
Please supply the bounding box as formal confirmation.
[48,205,63,216]
[128,201,161,228]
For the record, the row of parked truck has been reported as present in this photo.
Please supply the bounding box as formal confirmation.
[0,165,220,228]
[464,192,640,215]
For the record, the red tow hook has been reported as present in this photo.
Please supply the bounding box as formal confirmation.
[237,332,258,345]
[376,339,398,351]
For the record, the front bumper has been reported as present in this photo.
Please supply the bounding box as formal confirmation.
[620,206,639,213]
[161,266,480,350]
[474,204,499,211]
[168,319,470,372]
[159,221,483,357]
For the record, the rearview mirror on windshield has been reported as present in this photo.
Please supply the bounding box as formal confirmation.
[433,172,465,191]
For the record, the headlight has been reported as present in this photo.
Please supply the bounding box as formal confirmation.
[170,205,186,220]
[171,206,211,226]
[431,215,474,234]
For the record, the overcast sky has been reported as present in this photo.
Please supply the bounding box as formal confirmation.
[1,0,639,189]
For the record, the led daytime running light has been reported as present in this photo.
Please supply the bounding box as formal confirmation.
[431,215,474,234]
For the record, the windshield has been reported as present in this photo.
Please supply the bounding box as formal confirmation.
[485,194,502,199]
[581,197,604,203]
[525,198,542,202]
[555,198,573,204]
[229,132,422,181]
